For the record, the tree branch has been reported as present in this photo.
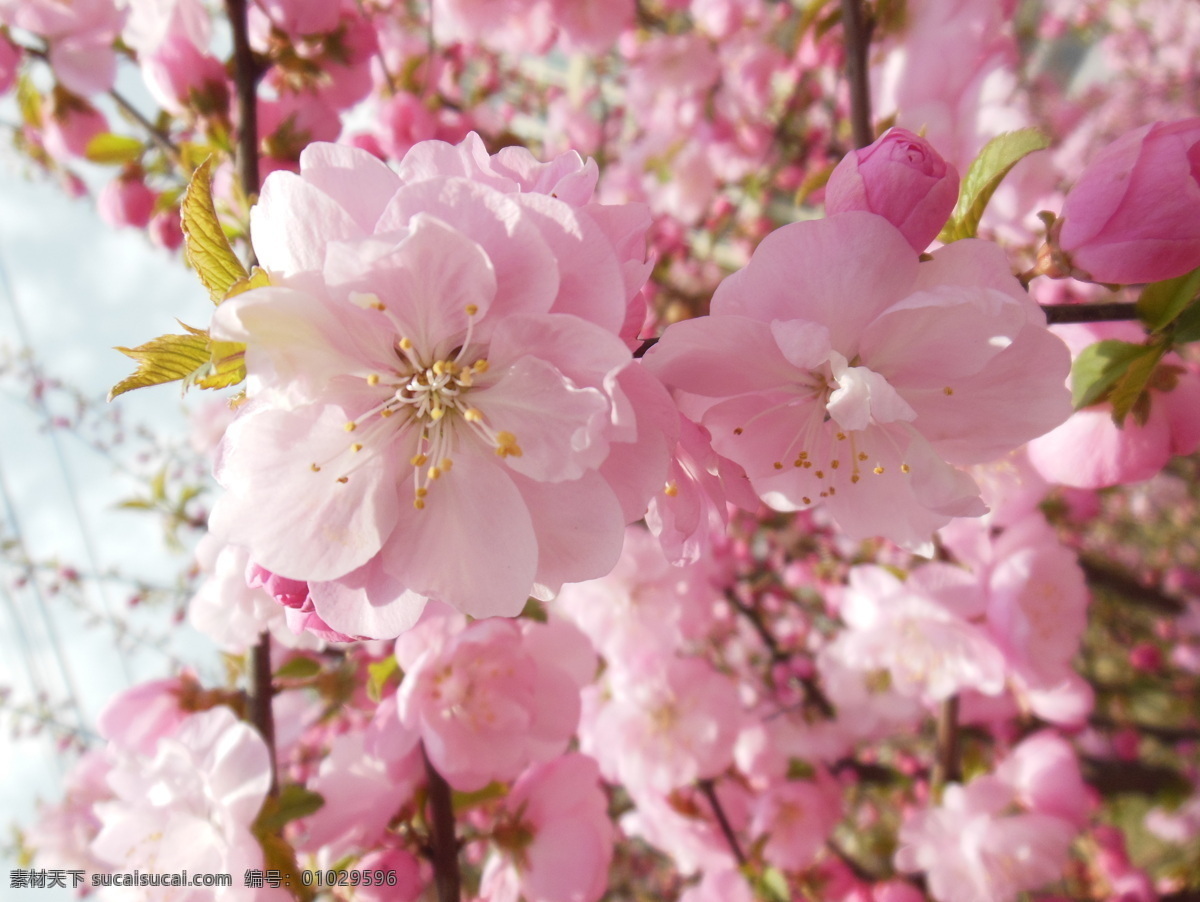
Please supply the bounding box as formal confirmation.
[422,744,462,902]
[107,88,183,168]
[1041,302,1140,325]
[249,631,278,797]
[698,778,746,867]
[224,0,264,263]
[839,0,874,149]
[931,695,960,797]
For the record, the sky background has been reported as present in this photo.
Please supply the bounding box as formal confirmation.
[0,141,223,893]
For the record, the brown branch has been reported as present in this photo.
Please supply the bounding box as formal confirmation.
[107,89,183,168]
[931,695,960,797]
[1079,556,1184,614]
[224,0,264,264]
[839,0,874,149]
[698,779,747,867]
[1041,302,1140,325]
[422,743,462,902]
[249,632,278,797]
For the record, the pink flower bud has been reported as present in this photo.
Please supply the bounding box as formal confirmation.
[1055,119,1200,284]
[0,36,19,95]
[97,173,156,229]
[825,128,960,252]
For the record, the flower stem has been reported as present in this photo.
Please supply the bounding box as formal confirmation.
[249,631,278,797]
[840,0,874,150]
[1040,302,1139,324]
[224,0,264,264]
[931,695,960,799]
[699,778,747,867]
[423,743,462,902]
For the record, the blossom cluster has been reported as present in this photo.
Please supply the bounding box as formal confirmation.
[7,1,1200,902]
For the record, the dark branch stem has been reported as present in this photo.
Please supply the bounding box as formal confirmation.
[698,779,747,867]
[1041,302,1140,324]
[249,631,278,797]
[224,0,263,263]
[839,0,874,149]
[422,744,462,902]
[108,89,183,167]
[931,696,960,797]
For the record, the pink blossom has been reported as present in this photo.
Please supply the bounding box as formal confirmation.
[40,101,107,161]
[480,754,613,902]
[25,750,114,877]
[2,0,125,95]
[0,35,18,95]
[245,563,357,643]
[188,535,320,653]
[748,770,843,871]
[578,656,743,795]
[91,707,273,900]
[555,525,723,663]
[395,614,591,791]
[97,172,157,230]
[829,564,1007,703]
[645,213,1072,548]
[895,776,1076,902]
[995,731,1093,829]
[1055,119,1200,284]
[825,128,960,252]
[96,677,193,756]
[1027,323,1200,488]
[209,137,670,632]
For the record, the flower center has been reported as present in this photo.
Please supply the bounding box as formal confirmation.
[307,298,523,509]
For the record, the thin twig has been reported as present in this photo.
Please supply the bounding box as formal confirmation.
[698,779,746,867]
[108,89,183,168]
[249,632,278,797]
[422,743,462,902]
[839,0,874,149]
[1041,301,1140,324]
[931,695,960,797]
[224,0,264,264]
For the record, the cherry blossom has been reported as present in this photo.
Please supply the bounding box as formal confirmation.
[210,136,672,632]
[646,212,1072,547]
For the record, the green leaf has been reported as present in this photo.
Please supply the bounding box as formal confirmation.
[182,157,248,303]
[274,656,322,680]
[108,332,212,400]
[759,867,791,902]
[256,785,326,833]
[16,74,42,129]
[1070,339,1149,410]
[84,133,144,165]
[1172,296,1200,344]
[223,265,271,301]
[366,656,399,703]
[1108,343,1167,427]
[1137,266,1200,333]
[939,128,1051,242]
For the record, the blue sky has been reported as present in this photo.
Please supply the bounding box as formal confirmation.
[0,148,222,892]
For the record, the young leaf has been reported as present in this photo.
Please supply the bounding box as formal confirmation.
[938,128,1051,242]
[274,656,322,681]
[255,785,326,833]
[1108,343,1167,427]
[108,332,212,401]
[84,133,144,166]
[1070,339,1149,410]
[1136,266,1200,333]
[182,157,248,303]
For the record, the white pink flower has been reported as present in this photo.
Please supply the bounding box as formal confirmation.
[210,135,671,634]
[645,212,1072,548]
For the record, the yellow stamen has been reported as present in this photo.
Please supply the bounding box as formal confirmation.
[873,466,885,475]
[344,422,357,432]
[664,481,679,497]
[351,443,363,452]
[366,373,380,385]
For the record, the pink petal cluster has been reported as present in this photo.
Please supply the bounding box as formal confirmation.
[91,706,275,901]
[1055,119,1200,285]
[824,127,960,253]
[210,135,671,634]
[896,732,1088,902]
[1027,322,1200,488]
[479,754,614,902]
[0,0,125,96]
[645,212,1072,548]
[394,609,594,791]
